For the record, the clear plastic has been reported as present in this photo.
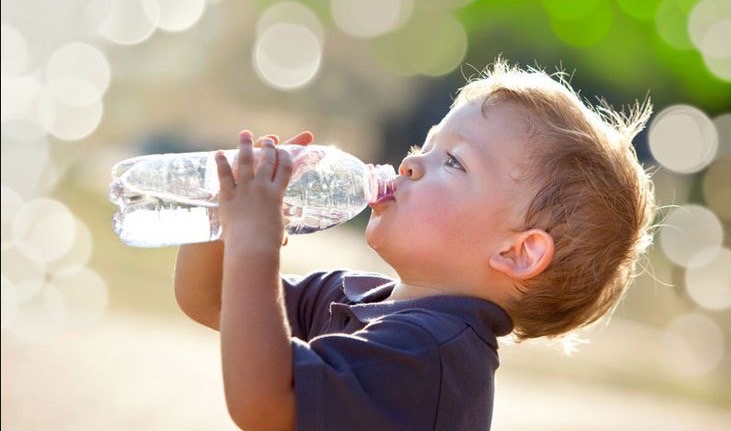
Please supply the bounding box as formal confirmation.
[108,145,396,247]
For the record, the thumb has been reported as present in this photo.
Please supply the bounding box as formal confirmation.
[282,131,314,146]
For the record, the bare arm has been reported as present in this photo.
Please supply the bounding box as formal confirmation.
[216,133,295,431]
[173,130,313,332]
[174,240,224,330]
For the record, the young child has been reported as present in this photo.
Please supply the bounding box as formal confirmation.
[174,58,655,431]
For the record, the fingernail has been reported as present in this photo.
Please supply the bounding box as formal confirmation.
[262,138,275,146]
[240,130,253,140]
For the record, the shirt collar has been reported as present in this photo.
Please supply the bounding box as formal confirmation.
[340,273,514,343]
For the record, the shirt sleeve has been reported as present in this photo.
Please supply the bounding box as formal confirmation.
[292,313,441,431]
[282,271,347,340]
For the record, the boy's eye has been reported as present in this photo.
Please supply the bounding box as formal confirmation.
[445,153,465,171]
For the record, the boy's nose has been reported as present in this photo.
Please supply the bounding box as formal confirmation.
[398,156,423,180]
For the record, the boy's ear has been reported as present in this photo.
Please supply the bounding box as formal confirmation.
[489,229,554,280]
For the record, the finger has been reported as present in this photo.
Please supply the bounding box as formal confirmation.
[237,132,255,181]
[254,134,280,148]
[255,138,278,181]
[233,130,254,177]
[239,130,254,144]
[215,151,235,195]
[272,148,293,188]
[282,131,314,146]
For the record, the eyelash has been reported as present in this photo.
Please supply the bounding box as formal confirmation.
[407,145,465,171]
[445,152,465,171]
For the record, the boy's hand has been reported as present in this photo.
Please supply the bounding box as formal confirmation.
[215,131,293,254]
[231,130,314,178]
[248,129,315,246]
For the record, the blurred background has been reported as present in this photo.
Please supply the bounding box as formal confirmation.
[1,0,729,430]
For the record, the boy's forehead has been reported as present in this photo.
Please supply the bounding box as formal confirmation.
[425,124,439,140]
[435,102,488,137]
[431,103,473,132]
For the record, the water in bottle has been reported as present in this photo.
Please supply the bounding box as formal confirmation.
[108,145,396,247]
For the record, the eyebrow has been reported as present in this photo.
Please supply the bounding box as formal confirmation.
[454,130,475,147]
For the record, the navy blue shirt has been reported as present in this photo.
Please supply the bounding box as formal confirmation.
[283,271,513,431]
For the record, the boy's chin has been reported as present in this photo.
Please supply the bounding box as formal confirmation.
[364,220,386,253]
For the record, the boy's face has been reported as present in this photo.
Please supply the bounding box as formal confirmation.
[366,100,533,288]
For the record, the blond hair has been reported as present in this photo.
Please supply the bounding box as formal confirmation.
[455,58,656,340]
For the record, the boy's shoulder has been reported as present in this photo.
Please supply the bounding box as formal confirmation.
[357,295,511,348]
[284,270,513,346]
[283,269,394,302]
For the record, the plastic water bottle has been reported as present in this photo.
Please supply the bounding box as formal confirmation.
[108,145,396,247]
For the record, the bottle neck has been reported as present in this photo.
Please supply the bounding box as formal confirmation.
[366,163,397,204]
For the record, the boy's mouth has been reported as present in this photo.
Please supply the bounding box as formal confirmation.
[369,193,395,208]
[369,181,396,208]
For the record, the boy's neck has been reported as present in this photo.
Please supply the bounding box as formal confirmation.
[386,282,447,302]
[386,278,515,310]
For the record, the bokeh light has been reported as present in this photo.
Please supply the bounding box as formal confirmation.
[37,93,104,141]
[0,74,44,123]
[0,125,55,197]
[702,52,731,81]
[96,0,160,45]
[257,2,324,43]
[370,11,467,76]
[1,0,730,427]
[659,204,724,267]
[0,245,46,303]
[648,104,718,174]
[155,0,206,33]
[688,0,731,82]
[254,22,322,90]
[47,218,95,273]
[11,198,78,262]
[663,312,725,377]
[330,0,413,38]
[616,0,660,21]
[685,247,731,311]
[544,0,613,47]
[45,42,110,107]
[2,193,108,341]
[655,0,695,50]
[689,1,731,57]
[1,23,29,77]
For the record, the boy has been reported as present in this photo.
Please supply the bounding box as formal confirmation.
[174,59,655,431]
